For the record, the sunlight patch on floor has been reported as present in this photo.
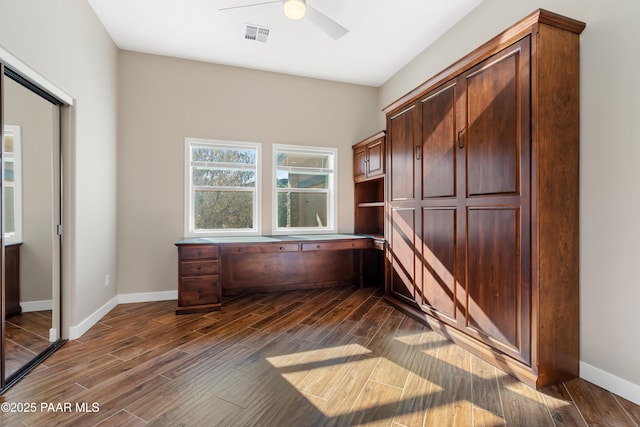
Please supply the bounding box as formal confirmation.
[267,342,446,420]
[266,343,372,368]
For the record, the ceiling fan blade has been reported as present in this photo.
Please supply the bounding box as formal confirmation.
[306,5,349,40]
[219,1,280,11]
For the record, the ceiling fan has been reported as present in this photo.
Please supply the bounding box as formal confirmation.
[220,0,349,40]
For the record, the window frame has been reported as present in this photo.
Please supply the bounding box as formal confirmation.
[3,125,23,244]
[184,138,262,237]
[272,144,338,235]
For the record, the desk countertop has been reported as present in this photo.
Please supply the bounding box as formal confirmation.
[175,233,374,245]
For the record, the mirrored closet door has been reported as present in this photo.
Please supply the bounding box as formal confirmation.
[1,64,64,391]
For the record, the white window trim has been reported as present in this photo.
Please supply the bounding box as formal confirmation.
[272,144,338,235]
[184,137,262,237]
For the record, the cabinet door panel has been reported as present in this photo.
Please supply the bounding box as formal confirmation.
[421,208,456,321]
[389,208,417,302]
[353,146,366,182]
[421,83,457,199]
[466,46,525,196]
[466,208,521,353]
[367,139,384,178]
[389,106,416,201]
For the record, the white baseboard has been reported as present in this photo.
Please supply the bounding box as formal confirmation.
[68,295,119,340]
[67,291,177,340]
[118,290,177,304]
[581,361,640,405]
[20,299,53,312]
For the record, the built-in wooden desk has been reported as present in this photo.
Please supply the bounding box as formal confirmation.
[175,234,374,314]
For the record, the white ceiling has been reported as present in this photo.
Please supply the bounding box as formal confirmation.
[88,0,484,87]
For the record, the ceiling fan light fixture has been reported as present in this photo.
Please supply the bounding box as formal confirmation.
[283,0,306,20]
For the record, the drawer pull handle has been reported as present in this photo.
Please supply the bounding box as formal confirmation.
[316,244,321,249]
[279,246,284,250]
[196,250,202,256]
[197,265,202,270]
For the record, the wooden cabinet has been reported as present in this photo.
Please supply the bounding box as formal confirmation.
[383,9,584,388]
[176,235,372,309]
[176,244,221,314]
[353,132,386,287]
[5,243,22,318]
[353,131,386,239]
[353,131,385,183]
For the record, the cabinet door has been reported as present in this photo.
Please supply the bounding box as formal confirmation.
[462,37,531,363]
[387,103,420,303]
[418,82,461,325]
[366,138,385,178]
[353,145,367,182]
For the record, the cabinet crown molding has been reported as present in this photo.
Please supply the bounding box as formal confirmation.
[382,8,585,115]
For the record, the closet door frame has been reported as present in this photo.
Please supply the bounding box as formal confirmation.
[0,46,73,393]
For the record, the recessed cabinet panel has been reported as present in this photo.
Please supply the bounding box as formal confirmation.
[389,208,416,302]
[367,139,384,177]
[466,208,520,352]
[421,84,457,199]
[389,106,416,201]
[466,46,524,197]
[421,208,456,321]
[353,146,367,182]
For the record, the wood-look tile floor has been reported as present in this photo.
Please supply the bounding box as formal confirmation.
[5,311,53,378]
[1,287,639,426]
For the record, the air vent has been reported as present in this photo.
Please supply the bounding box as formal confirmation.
[245,24,270,43]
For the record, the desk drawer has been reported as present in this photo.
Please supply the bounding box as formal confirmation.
[179,245,218,260]
[180,260,218,276]
[302,239,372,251]
[220,243,299,255]
[179,276,220,306]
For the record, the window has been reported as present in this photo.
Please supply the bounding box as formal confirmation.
[185,138,261,236]
[3,125,22,244]
[273,145,337,234]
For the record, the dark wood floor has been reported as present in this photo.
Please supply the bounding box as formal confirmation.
[1,287,639,426]
[5,311,53,378]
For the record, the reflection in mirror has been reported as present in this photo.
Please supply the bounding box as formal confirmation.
[2,75,61,382]
[4,125,22,244]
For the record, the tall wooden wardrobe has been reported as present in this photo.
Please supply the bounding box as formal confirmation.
[382,9,585,388]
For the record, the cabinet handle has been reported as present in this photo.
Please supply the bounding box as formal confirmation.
[457,129,465,149]
[415,145,421,160]
[279,246,284,250]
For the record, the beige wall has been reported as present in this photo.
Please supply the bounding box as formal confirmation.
[116,51,380,294]
[0,0,119,329]
[380,0,640,402]
[3,77,56,303]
